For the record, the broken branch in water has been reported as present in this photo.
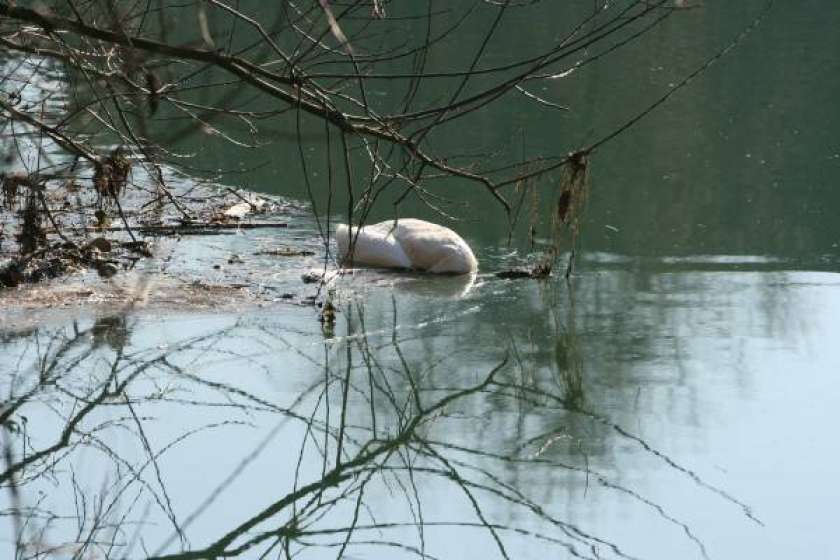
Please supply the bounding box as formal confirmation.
[45,222,290,237]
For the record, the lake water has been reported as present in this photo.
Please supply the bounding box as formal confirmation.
[2,2,839,559]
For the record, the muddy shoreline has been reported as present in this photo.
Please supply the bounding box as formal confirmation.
[0,180,331,324]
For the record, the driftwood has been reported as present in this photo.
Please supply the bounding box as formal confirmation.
[45,222,290,237]
[495,263,552,280]
[134,222,289,235]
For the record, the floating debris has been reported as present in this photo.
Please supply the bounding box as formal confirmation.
[95,262,120,279]
[222,202,253,219]
[256,248,315,257]
[85,237,113,253]
[301,271,323,284]
[495,268,532,279]
[220,193,268,220]
[495,262,552,280]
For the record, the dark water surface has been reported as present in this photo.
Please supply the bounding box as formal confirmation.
[2,2,840,559]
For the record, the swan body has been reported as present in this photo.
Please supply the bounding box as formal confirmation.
[335,219,478,274]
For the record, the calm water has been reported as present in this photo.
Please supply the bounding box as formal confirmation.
[2,2,840,559]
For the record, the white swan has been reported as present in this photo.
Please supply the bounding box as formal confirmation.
[335,219,478,275]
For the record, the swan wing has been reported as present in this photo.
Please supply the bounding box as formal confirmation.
[392,219,478,274]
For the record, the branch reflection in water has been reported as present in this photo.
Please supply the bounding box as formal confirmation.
[0,286,756,560]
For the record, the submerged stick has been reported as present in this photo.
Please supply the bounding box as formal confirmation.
[46,222,290,237]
